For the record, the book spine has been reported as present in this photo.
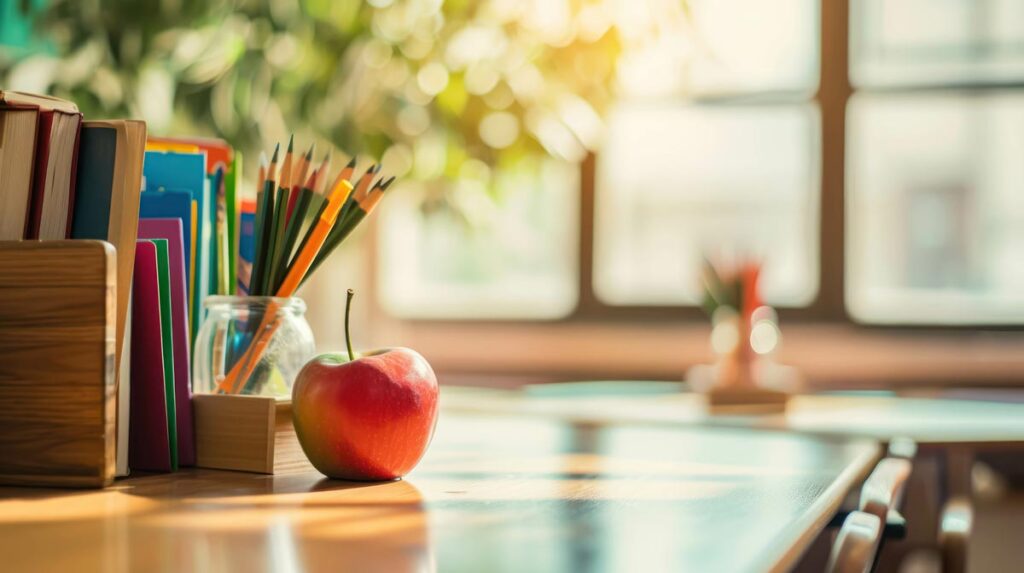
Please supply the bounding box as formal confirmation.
[64,113,84,238]
[26,110,54,240]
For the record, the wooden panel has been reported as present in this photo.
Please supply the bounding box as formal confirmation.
[0,410,879,572]
[0,241,115,488]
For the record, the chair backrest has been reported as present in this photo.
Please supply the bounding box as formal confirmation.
[939,497,973,573]
[859,457,912,521]
[826,511,883,573]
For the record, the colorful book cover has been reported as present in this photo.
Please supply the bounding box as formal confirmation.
[238,199,256,295]
[145,238,178,471]
[138,218,195,466]
[143,150,208,340]
[129,241,172,472]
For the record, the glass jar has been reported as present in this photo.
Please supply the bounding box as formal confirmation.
[193,296,316,397]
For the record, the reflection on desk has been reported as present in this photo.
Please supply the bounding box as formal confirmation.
[0,412,878,573]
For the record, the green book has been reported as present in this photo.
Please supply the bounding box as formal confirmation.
[145,238,178,470]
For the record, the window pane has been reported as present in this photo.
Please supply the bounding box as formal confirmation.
[846,93,1024,324]
[593,103,820,307]
[619,0,818,98]
[377,161,578,320]
[851,0,1024,87]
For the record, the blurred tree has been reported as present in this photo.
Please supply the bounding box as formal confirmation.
[0,0,623,189]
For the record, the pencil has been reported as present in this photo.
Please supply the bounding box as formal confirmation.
[249,143,278,295]
[304,175,393,281]
[327,164,378,252]
[272,167,320,292]
[284,158,358,279]
[276,179,353,297]
[314,151,332,195]
[286,144,314,224]
[256,151,268,195]
[266,136,295,293]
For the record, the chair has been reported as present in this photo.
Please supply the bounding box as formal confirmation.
[939,496,973,573]
[826,511,883,573]
[859,457,913,522]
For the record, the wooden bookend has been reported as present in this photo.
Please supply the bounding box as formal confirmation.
[193,394,310,474]
[0,240,116,488]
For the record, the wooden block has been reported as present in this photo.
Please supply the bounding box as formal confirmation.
[688,363,793,413]
[704,386,790,413]
[0,240,116,488]
[193,394,310,474]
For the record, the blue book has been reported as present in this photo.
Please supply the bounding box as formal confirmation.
[139,190,193,289]
[237,209,256,294]
[144,150,210,341]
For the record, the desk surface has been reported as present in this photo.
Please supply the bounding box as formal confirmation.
[444,384,1024,448]
[0,411,877,573]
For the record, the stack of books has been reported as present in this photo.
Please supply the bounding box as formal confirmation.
[0,91,244,479]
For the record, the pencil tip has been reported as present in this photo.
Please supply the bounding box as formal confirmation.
[287,134,294,153]
[345,156,356,169]
[305,143,315,160]
[271,143,280,163]
[259,151,268,167]
[373,163,383,174]
[382,176,396,190]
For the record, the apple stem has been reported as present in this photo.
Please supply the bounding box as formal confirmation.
[344,289,357,360]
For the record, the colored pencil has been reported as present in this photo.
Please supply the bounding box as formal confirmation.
[249,143,279,296]
[304,175,393,282]
[277,179,353,297]
[266,136,295,294]
[286,144,314,224]
[272,167,320,292]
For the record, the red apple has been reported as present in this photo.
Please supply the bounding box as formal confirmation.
[292,290,439,481]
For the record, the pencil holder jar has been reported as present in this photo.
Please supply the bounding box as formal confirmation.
[193,296,316,397]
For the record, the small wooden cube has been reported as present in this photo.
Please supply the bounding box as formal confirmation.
[193,394,311,474]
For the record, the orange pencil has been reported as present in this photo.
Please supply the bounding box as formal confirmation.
[276,179,353,297]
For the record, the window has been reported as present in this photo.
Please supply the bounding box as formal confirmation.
[593,103,820,307]
[377,0,1024,326]
[851,0,1024,87]
[377,160,579,320]
[846,93,1024,325]
[846,0,1024,325]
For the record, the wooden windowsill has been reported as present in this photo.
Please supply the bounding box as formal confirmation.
[367,320,1024,389]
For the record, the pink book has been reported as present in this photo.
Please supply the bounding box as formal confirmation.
[137,218,195,466]
[129,241,172,472]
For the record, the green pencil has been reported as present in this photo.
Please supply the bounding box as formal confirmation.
[272,169,319,293]
[249,144,279,295]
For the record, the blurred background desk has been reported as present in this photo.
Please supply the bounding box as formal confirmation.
[444,383,1024,571]
[0,411,878,573]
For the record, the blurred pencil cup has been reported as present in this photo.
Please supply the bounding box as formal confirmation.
[193,296,315,397]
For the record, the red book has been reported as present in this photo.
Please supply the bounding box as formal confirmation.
[26,109,83,239]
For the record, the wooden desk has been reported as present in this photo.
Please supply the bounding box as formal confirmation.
[0,412,878,572]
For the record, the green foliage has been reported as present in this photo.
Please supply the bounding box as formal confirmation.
[3,0,622,186]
